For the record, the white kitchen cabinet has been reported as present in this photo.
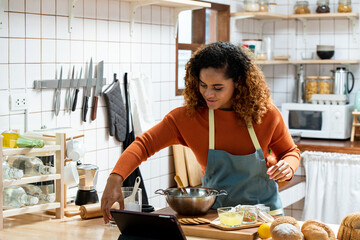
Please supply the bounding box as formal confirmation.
[0,133,65,230]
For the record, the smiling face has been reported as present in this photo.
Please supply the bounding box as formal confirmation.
[199,67,235,110]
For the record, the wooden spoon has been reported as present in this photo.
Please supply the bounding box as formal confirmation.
[174,175,188,195]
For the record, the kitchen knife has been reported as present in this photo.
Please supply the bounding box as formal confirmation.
[65,66,75,113]
[54,67,63,116]
[82,59,93,122]
[91,61,104,121]
[72,67,82,112]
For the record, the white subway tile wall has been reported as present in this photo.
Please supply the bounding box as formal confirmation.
[1,0,359,211]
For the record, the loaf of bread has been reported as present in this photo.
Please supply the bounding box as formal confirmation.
[337,212,360,240]
[301,219,335,240]
[270,216,304,240]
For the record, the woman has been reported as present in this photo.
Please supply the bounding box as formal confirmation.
[101,41,300,223]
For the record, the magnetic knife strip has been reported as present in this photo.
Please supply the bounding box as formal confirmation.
[33,78,108,89]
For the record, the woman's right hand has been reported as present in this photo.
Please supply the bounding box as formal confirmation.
[101,173,124,224]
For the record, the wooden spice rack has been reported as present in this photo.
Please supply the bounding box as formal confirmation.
[0,133,65,230]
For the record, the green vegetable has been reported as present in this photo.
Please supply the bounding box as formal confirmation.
[16,136,44,148]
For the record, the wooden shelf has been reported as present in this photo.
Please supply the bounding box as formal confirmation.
[290,59,360,65]
[126,0,211,8]
[255,59,360,65]
[3,174,61,187]
[2,145,60,156]
[0,133,65,230]
[3,203,60,218]
[288,12,359,20]
[231,12,288,20]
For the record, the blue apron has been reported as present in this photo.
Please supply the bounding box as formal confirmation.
[202,109,283,215]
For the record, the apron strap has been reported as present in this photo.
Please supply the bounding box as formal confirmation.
[247,122,261,150]
[208,109,261,150]
[209,109,215,149]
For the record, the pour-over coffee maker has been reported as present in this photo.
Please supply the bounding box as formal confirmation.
[75,164,99,206]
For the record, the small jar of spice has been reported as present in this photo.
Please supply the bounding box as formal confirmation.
[294,0,311,14]
[316,0,330,13]
[338,0,352,13]
[259,0,269,12]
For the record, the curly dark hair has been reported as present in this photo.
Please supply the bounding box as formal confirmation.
[183,41,272,125]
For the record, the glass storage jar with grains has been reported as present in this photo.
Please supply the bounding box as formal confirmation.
[316,0,330,13]
[259,0,269,12]
[338,0,352,13]
[294,1,310,14]
[305,76,318,102]
[245,0,260,12]
[318,76,332,94]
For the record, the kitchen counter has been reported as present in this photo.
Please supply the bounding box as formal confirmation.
[297,138,360,154]
[0,210,340,240]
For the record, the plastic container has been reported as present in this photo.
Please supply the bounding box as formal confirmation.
[318,76,332,94]
[316,0,330,13]
[305,76,318,102]
[259,0,269,12]
[1,131,20,148]
[338,0,352,13]
[294,0,311,14]
[240,205,258,224]
[245,0,260,12]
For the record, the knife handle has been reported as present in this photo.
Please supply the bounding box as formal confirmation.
[91,96,98,121]
[72,89,79,111]
[82,96,89,122]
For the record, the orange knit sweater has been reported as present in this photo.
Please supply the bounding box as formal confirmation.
[112,104,301,180]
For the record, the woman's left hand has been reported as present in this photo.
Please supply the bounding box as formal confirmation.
[267,160,293,182]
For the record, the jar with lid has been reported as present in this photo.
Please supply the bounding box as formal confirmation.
[318,76,332,94]
[338,0,352,13]
[305,76,318,102]
[245,0,260,12]
[259,0,269,12]
[268,3,277,13]
[294,0,311,14]
[316,0,330,13]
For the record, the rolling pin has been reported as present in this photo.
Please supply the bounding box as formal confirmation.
[79,203,103,219]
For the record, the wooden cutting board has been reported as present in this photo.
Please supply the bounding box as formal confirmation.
[184,146,203,187]
[155,207,258,240]
[173,144,189,187]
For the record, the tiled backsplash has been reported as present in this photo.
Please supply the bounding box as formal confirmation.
[0,0,359,209]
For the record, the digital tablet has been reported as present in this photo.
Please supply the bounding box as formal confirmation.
[110,209,187,240]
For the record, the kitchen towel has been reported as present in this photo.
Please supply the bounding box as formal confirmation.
[128,73,155,137]
[122,73,149,205]
[103,75,127,142]
[302,151,360,224]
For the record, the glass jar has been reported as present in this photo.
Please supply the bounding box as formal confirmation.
[268,3,277,13]
[259,0,269,12]
[240,205,258,224]
[294,0,311,14]
[316,0,330,13]
[245,0,260,12]
[318,76,332,94]
[305,76,318,102]
[338,0,352,13]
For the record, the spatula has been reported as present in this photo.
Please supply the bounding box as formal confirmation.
[124,176,141,204]
[174,175,188,195]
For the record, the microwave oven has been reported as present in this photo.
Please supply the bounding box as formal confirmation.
[281,103,353,139]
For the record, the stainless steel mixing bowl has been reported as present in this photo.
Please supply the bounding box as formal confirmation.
[155,187,227,216]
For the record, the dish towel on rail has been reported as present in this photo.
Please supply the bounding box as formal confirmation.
[302,151,360,224]
[128,73,155,137]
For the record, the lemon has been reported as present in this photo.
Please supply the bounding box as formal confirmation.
[257,222,272,239]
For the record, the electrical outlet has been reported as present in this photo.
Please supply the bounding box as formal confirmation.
[10,93,28,111]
